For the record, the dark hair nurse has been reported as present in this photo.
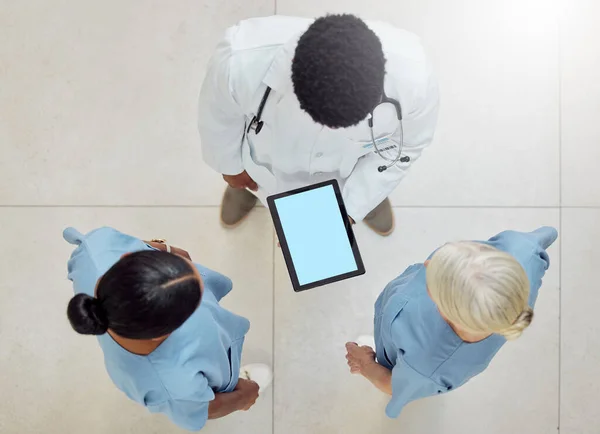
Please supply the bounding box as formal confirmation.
[64,227,272,431]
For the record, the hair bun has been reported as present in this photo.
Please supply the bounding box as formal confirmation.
[67,293,109,335]
[501,307,534,340]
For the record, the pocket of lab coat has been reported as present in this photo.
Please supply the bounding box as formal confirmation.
[339,134,393,178]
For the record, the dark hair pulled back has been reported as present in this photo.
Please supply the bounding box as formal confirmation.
[292,14,386,128]
[67,250,201,339]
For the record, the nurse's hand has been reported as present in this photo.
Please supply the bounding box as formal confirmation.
[223,171,258,192]
[345,342,376,374]
[170,246,192,260]
[145,241,192,261]
[235,378,260,411]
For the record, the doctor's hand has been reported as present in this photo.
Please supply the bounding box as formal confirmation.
[223,171,258,192]
[235,378,260,411]
[345,342,376,374]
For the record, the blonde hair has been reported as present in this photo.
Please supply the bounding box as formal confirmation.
[426,242,533,340]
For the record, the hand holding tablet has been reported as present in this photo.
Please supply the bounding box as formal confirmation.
[267,180,366,291]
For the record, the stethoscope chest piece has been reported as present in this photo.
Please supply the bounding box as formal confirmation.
[247,87,272,135]
[255,121,264,134]
[248,116,264,134]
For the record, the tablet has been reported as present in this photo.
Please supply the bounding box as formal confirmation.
[267,180,365,292]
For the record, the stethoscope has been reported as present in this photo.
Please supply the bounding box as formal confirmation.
[247,87,410,173]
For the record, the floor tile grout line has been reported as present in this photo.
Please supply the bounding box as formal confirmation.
[2,204,600,209]
[272,15,277,434]
[271,0,276,406]
[557,1,563,430]
[272,16,277,434]
[557,208,563,434]
[271,229,276,434]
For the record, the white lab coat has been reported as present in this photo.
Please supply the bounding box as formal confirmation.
[199,16,439,221]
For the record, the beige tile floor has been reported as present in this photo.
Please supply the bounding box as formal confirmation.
[0,1,598,433]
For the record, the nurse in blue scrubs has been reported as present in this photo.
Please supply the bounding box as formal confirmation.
[64,227,272,431]
[345,227,557,418]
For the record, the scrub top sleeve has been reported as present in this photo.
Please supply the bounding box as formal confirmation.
[64,228,98,297]
[148,375,216,432]
[194,264,233,302]
[148,398,212,432]
[523,227,558,307]
[527,226,559,251]
[198,26,246,176]
[386,356,441,418]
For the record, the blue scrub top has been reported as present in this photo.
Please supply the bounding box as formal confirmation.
[374,227,558,418]
[64,227,251,431]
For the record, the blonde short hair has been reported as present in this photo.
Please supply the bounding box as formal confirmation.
[426,242,533,340]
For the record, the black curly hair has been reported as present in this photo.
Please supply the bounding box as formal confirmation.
[67,250,201,339]
[292,14,386,128]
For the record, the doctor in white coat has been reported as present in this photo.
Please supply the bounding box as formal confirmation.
[199,14,439,236]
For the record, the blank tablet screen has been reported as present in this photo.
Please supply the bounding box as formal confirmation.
[272,184,359,286]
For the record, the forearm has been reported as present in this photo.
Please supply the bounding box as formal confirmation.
[207,391,244,419]
[361,362,393,395]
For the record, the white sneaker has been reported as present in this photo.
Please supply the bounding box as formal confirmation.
[239,363,273,394]
[356,335,376,349]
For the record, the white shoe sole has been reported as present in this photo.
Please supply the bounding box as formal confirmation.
[239,363,273,394]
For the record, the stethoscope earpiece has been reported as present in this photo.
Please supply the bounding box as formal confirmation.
[378,166,387,172]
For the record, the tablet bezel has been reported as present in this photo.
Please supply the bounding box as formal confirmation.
[267,179,366,292]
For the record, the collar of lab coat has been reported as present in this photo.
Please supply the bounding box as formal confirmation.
[261,27,306,96]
